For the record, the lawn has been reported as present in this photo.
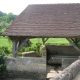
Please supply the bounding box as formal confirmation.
[0,36,12,47]
[30,38,69,44]
[0,37,69,48]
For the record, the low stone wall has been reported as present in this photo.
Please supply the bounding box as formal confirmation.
[46,45,80,56]
[5,57,46,80]
[50,60,80,80]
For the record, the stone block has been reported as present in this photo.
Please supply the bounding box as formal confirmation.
[62,58,77,69]
[22,51,36,57]
[6,57,46,72]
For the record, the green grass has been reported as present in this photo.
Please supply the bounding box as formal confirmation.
[0,37,70,48]
[0,36,12,48]
[30,38,69,44]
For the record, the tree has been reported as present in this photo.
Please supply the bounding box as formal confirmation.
[0,21,9,35]
[6,13,17,23]
[0,11,6,17]
[0,11,17,35]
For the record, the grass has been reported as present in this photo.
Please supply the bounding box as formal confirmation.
[30,38,69,44]
[0,37,70,48]
[0,36,12,48]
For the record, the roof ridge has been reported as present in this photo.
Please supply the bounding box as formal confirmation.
[28,3,80,6]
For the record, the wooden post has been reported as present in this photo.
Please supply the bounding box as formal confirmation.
[42,38,45,45]
[12,39,16,57]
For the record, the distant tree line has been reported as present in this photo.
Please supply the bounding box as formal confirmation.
[0,11,17,35]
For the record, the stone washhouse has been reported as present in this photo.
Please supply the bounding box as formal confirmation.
[2,4,80,80]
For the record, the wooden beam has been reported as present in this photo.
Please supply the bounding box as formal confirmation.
[42,38,49,44]
[42,38,45,44]
[44,38,49,42]
[67,38,80,53]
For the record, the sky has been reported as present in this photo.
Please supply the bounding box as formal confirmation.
[0,0,80,15]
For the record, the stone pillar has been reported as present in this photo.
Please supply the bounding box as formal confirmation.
[40,45,46,80]
[41,45,46,58]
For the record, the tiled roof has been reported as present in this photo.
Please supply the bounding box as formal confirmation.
[2,4,80,37]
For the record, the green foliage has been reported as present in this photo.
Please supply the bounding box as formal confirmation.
[71,38,80,45]
[0,47,11,56]
[18,43,42,57]
[0,21,10,34]
[0,11,17,35]
[6,13,17,23]
[36,43,42,57]
[0,12,17,23]
[0,11,6,17]
[0,53,7,79]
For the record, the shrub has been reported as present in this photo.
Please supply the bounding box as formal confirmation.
[0,53,7,79]
[36,43,42,57]
[18,43,42,57]
[0,47,11,56]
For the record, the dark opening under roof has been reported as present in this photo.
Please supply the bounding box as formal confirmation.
[2,4,80,38]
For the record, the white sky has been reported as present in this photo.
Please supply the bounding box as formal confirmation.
[0,0,80,15]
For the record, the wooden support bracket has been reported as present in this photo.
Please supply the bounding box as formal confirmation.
[12,38,30,57]
[42,38,49,44]
[66,38,80,53]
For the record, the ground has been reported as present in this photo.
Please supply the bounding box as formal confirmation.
[46,64,62,79]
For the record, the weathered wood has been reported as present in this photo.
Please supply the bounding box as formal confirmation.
[11,37,30,57]
[12,39,16,57]
[42,38,49,44]
[42,38,45,44]
[44,38,49,42]
[15,38,29,54]
[67,38,80,53]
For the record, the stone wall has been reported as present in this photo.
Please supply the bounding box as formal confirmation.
[50,59,80,80]
[46,45,80,56]
[5,57,46,80]
[62,58,78,69]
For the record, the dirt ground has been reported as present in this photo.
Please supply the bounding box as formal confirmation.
[46,64,62,79]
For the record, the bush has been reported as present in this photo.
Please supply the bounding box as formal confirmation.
[18,43,42,57]
[36,43,42,57]
[0,53,7,79]
[0,47,11,56]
